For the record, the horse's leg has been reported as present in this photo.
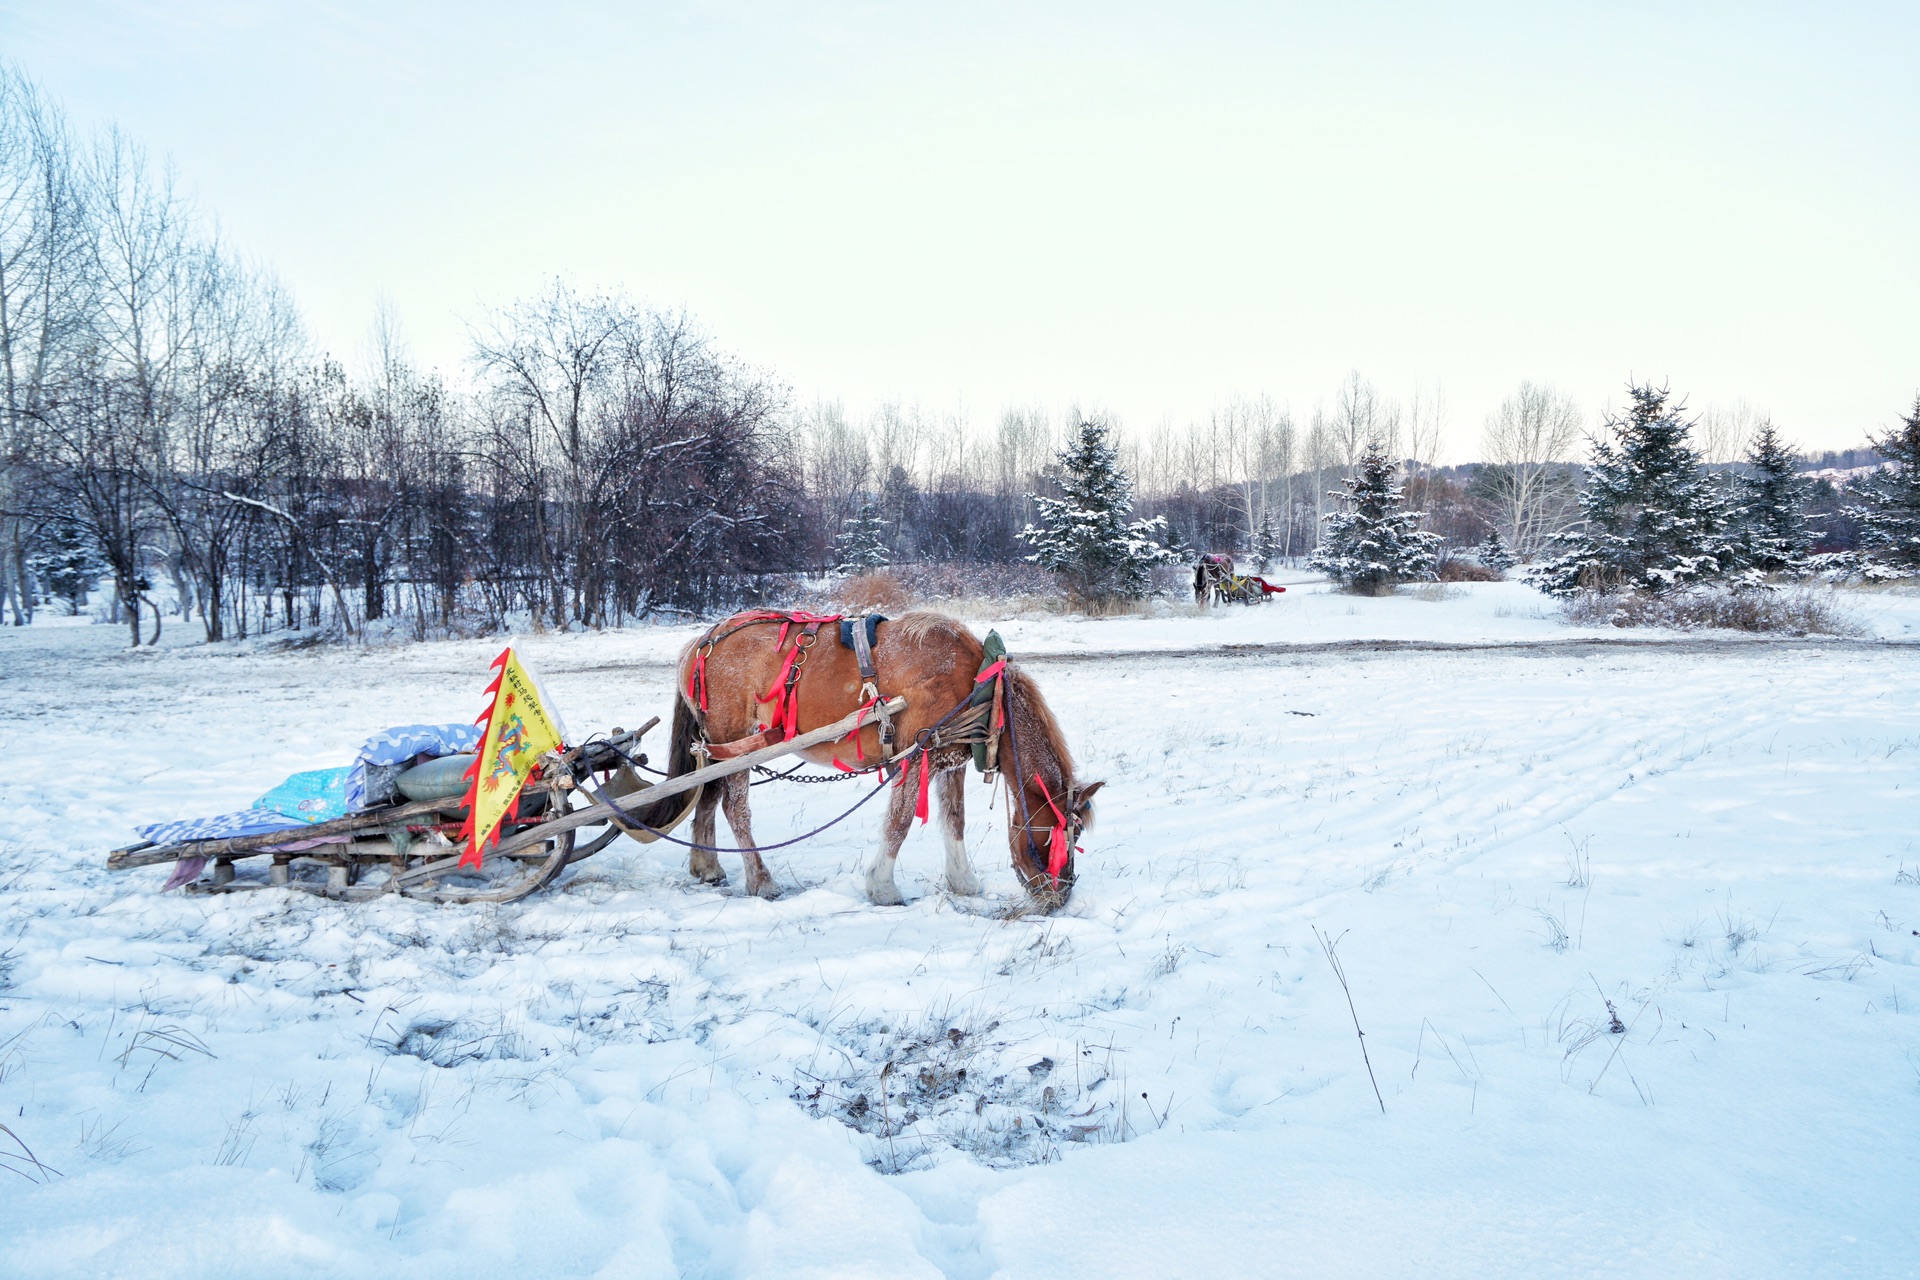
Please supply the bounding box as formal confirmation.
[718,772,782,900]
[864,777,918,906]
[689,784,727,885]
[936,767,981,896]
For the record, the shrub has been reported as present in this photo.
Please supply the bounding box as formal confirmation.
[1436,557,1502,583]
[893,561,1055,601]
[833,570,913,613]
[1562,586,1860,635]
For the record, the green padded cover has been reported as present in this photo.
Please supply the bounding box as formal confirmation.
[970,630,1007,775]
[395,753,477,802]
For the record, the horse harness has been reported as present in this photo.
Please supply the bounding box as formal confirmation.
[688,610,1007,777]
[684,608,1071,886]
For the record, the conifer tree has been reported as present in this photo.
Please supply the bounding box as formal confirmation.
[1252,507,1280,573]
[832,503,891,572]
[26,517,108,614]
[1532,384,1737,596]
[1022,421,1174,602]
[1308,443,1439,594]
[1734,422,1811,573]
[1478,527,1515,573]
[1852,396,1920,575]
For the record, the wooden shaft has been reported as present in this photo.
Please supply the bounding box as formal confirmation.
[488,697,906,858]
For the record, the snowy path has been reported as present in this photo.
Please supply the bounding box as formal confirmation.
[2,607,1918,1278]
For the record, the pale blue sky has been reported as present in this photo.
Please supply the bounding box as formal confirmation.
[4,1,1915,455]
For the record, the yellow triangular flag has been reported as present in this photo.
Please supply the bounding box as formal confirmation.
[459,646,565,868]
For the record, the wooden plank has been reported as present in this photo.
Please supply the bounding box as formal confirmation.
[107,797,451,871]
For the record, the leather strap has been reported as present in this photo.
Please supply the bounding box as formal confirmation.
[707,730,776,760]
[850,614,879,681]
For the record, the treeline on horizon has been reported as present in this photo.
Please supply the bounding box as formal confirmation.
[0,65,1895,643]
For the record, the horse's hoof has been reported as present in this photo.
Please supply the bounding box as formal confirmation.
[947,874,984,897]
[867,882,906,907]
[693,869,728,886]
[748,879,784,901]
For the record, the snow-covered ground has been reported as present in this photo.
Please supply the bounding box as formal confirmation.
[3,582,1918,1278]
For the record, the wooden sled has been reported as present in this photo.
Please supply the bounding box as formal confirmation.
[106,698,903,905]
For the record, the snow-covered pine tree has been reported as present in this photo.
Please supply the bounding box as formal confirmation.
[1734,421,1812,574]
[1531,384,1737,596]
[1852,396,1920,575]
[1478,527,1515,573]
[1307,443,1440,594]
[1252,507,1280,572]
[27,516,108,614]
[832,503,891,572]
[1022,421,1175,602]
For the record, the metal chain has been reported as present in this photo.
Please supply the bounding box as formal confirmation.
[750,762,868,785]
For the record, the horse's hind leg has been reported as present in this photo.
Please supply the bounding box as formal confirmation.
[689,784,727,885]
[718,772,782,900]
[864,779,917,906]
[936,767,981,896]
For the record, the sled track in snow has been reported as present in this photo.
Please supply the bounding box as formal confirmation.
[546,633,1920,676]
[1013,634,1920,664]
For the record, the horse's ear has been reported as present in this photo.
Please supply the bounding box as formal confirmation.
[1073,780,1105,818]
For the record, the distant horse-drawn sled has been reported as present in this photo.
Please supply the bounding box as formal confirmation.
[108,610,1098,911]
[1194,554,1287,606]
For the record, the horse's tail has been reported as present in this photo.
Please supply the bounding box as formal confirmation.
[634,688,702,828]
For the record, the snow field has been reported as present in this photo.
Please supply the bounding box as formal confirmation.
[2,588,1918,1278]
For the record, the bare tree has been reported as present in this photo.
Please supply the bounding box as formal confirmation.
[1331,371,1381,477]
[1257,401,1297,558]
[1478,381,1582,559]
[34,127,198,646]
[1697,399,1766,466]
[1221,395,1292,555]
[1404,383,1446,474]
[803,399,870,556]
[42,360,164,644]
[147,247,307,638]
[0,65,90,625]
[1305,407,1336,542]
[471,281,632,624]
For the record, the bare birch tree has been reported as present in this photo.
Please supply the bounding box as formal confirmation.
[1478,381,1582,558]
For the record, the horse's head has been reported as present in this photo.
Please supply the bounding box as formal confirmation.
[1011,776,1104,910]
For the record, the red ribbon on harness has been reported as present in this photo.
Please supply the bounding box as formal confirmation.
[893,750,932,824]
[976,657,1009,735]
[755,639,807,739]
[689,609,845,717]
[748,611,844,741]
[689,645,710,711]
[1033,772,1071,885]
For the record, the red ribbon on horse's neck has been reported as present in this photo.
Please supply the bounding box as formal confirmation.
[1033,772,1071,886]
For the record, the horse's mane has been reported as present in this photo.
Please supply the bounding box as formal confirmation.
[1006,664,1074,783]
[890,609,973,644]
[883,612,1074,780]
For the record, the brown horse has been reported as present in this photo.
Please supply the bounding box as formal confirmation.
[638,609,1099,907]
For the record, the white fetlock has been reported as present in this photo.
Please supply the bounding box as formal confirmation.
[866,865,905,906]
[944,834,981,896]
[946,870,984,897]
